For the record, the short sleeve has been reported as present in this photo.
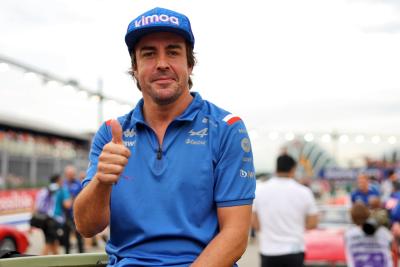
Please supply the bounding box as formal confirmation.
[214,119,256,207]
[306,188,318,215]
[82,121,112,187]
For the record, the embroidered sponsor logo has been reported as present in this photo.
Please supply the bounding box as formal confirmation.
[123,129,136,138]
[123,141,136,147]
[185,139,206,145]
[134,14,179,28]
[242,157,252,162]
[189,128,208,138]
[202,118,208,123]
[241,138,251,153]
[238,128,247,134]
[240,169,255,179]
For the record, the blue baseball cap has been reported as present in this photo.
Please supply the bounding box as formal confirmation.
[125,7,195,54]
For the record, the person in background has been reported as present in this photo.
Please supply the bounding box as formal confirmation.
[62,165,84,253]
[351,173,380,206]
[74,7,255,267]
[344,202,396,267]
[253,154,318,267]
[34,174,71,255]
[382,170,399,203]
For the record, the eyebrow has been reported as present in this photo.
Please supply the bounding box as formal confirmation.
[139,43,183,52]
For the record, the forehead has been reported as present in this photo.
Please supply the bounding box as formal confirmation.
[135,32,187,50]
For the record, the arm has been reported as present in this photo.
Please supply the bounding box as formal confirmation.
[74,119,130,237]
[191,205,252,267]
[305,214,318,230]
[74,177,113,237]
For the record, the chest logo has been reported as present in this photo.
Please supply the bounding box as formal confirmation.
[124,129,136,138]
[189,128,208,138]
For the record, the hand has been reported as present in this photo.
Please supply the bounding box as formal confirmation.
[95,119,131,185]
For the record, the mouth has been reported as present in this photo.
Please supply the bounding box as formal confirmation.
[152,76,176,83]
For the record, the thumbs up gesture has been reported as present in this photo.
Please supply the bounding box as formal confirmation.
[95,119,131,185]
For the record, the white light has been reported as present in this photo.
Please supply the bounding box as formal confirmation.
[47,80,60,89]
[63,84,75,91]
[339,134,349,143]
[77,90,88,99]
[321,134,331,143]
[304,133,314,142]
[268,132,279,140]
[24,72,38,80]
[285,133,295,141]
[0,63,9,72]
[388,136,397,144]
[90,95,100,102]
[355,135,365,143]
[371,135,381,144]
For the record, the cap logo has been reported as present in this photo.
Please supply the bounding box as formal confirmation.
[134,14,179,28]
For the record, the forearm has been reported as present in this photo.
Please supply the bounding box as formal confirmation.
[74,176,112,237]
[191,227,249,267]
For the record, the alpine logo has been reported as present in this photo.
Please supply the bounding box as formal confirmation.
[189,128,208,138]
[134,14,179,28]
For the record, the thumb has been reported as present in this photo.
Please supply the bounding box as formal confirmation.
[110,119,123,144]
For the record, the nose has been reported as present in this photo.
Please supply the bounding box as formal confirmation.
[156,53,170,70]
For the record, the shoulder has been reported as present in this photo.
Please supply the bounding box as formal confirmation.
[199,99,247,130]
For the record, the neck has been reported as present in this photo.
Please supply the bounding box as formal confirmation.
[143,91,193,128]
[276,172,292,178]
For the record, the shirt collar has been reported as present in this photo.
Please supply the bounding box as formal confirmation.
[129,92,203,127]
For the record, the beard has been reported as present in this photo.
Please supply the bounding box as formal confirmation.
[142,70,188,106]
[152,86,183,106]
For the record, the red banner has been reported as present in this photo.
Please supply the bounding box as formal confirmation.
[0,189,40,215]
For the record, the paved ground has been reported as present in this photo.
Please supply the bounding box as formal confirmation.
[27,229,260,266]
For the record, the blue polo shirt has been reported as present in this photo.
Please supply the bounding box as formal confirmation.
[350,187,380,205]
[83,92,256,267]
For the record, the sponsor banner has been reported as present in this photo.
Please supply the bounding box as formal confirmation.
[0,188,39,215]
[320,168,384,180]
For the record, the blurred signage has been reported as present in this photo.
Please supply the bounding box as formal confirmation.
[321,167,384,180]
[0,189,39,215]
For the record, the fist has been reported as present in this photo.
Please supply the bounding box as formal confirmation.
[96,119,131,185]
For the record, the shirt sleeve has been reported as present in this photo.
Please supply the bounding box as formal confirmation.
[214,119,256,207]
[82,121,112,187]
[306,188,318,215]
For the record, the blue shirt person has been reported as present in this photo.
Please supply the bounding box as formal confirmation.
[73,7,256,267]
[351,173,380,206]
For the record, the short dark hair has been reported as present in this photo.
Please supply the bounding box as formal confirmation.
[276,154,297,173]
[128,41,196,91]
[49,174,61,184]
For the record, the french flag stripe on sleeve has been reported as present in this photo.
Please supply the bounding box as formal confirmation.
[223,114,241,125]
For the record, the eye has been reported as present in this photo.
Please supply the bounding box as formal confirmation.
[168,50,179,56]
[142,51,155,57]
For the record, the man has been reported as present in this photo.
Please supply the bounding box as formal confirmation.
[74,7,256,267]
[253,154,318,267]
[63,165,84,253]
[381,169,398,203]
[34,174,71,255]
[351,173,380,206]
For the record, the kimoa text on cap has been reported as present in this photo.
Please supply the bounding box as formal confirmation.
[134,14,179,28]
